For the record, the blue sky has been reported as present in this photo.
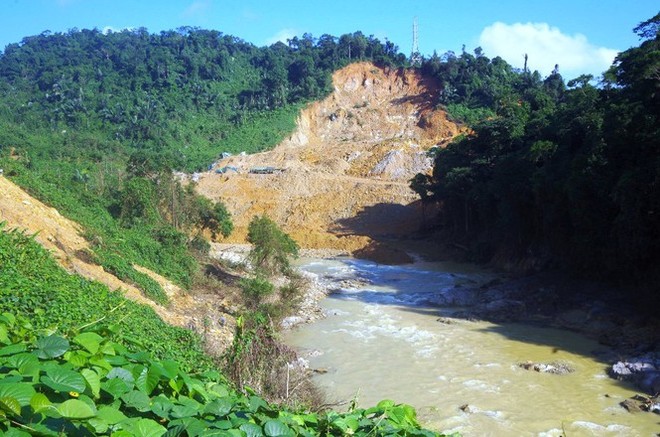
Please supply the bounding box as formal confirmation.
[1,0,658,79]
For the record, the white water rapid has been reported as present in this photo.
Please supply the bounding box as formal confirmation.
[283,257,659,436]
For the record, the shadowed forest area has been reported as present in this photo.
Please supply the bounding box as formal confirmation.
[411,13,660,312]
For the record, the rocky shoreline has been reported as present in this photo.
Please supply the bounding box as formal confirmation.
[213,243,660,413]
[431,271,660,398]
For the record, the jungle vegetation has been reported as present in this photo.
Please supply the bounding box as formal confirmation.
[412,13,660,309]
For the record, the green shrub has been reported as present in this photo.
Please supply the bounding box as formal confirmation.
[239,277,275,310]
[247,215,299,276]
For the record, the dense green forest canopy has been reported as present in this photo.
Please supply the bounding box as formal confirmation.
[412,13,660,308]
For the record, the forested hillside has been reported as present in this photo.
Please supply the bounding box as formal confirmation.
[0,27,406,299]
[412,13,660,308]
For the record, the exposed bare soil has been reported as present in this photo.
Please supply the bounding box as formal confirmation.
[196,62,462,260]
[0,176,236,353]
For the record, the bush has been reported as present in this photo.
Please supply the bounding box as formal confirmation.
[238,276,275,310]
[246,215,299,275]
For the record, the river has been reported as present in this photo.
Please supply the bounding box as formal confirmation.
[282,257,659,436]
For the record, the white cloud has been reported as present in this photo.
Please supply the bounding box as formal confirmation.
[182,0,211,18]
[265,29,298,46]
[478,22,619,79]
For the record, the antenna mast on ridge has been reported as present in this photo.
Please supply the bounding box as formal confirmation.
[411,17,421,66]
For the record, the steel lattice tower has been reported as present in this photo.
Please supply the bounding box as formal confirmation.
[411,17,421,66]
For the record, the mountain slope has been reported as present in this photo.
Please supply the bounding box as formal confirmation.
[196,62,461,255]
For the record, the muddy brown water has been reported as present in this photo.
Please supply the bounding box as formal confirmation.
[283,258,659,436]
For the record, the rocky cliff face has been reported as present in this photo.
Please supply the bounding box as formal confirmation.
[196,62,462,254]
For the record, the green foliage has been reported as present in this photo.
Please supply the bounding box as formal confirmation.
[0,314,450,436]
[119,177,159,227]
[239,277,275,311]
[247,216,299,276]
[413,15,660,307]
[0,224,210,369]
[194,196,234,240]
[445,103,495,126]
[0,26,404,300]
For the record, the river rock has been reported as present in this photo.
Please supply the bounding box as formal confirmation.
[518,361,575,375]
[609,353,660,394]
[620,394,660,414]
[478,299,526,322]
[428,287,479,307]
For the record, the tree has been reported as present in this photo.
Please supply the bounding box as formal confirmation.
[195,196,233,239]
[246,215,298,275]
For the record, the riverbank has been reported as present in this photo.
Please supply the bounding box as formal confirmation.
[213,241,660,405]
[352,235,660,397]
[282,256,660,434]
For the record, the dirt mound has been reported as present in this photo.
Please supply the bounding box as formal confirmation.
[197,62,461,253]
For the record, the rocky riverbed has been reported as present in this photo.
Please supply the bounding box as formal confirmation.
[429,271,660,398]
[213,243,660,416]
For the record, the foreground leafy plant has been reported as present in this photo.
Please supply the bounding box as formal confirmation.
[0,313,453,436]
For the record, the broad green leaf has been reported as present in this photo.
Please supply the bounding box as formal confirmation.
[121,390,151,412]
[344,416,360,431]
[158,360,179,379]
[7,352,36,368]
[42,367,86,393]
[17,422,60,437]
[136,366,161,395]
[203,430,243,437]
[131,418,167,437]
[66,351,89,368]
[249,395,268,413]
[168,377,184,394]
[107,367,135,384]
[101,377,130,399]
[35,335,70,359]
[96,405,128,424]
[377,399,395,409]
[0,382,36,406]
[87,417,109,434]
[171,396,202,419]
[0,324,9,344]
[331,417,349,432]
[208,383,229,397]
[58,399,96,419]
[213,420,234,430]
[89,356,112,370]
[9,353,40,378]
[0,343,27,356]
[150,395,173,418]
[204,398,232,417]
[240,423,264,437]
[30,392,53,413]
[168,417,207,436]
[73,332,103,354]
[81,368,101,398]
[0,313,16,325]
[106,355,129,366]
[263,419,292,437]
[3,426,31,437]
[126,351,151,363]
[101,341,116,356]
[0,396,21,416]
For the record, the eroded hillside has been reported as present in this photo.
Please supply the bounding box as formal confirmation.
[196,62,461,255]
[0,176,235,353]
